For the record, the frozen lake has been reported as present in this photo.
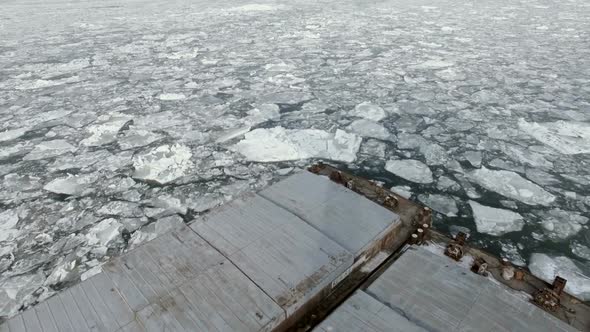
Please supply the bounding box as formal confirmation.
[1,0,590,319]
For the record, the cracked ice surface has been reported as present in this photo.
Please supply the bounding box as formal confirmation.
[1,0,590,319]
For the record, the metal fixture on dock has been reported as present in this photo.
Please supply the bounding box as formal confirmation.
[533,276,568,312]
[444,232,467,261]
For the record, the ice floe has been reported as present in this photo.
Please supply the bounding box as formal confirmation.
[419,194,458,217]
[85,218,122,248]
[468,167,555,205]
[23,140,76,160]
[385,159,433,184]
[539,209,588,240]
[349,102,387,121]
[518,119,590,155]
[468,201,524,236]
[232,127,361,163]
[80,116,133,147]
[529,254,590,301]
[391,185,412,199]
[0,210,19,242]
[118,129,164,150]
[347,119,390,140]
[43,174,97,196]
[158,93,187,101]
[133,144,194,184]
[0,127,28,142]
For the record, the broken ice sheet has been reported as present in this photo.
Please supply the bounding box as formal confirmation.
[468,167,555,205]
[418,194,458,217]
[385,159,433,184]
[468,200,524,236]
[43,174,98,196]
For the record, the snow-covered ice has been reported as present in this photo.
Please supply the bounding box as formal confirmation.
[232,127,362,163]
[468,167,556,205]
[529,254,590,301]
[385,159,433,184]
[468,200,524,236]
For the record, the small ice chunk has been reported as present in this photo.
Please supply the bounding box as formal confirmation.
[133,144,194,184]
[43,174,97,196]
[529,254,590,300]
[260,91,313,104]
[463,151,482,167]
[468,167,555,205]
[245,104,280,125]
[97,201,143,218]
[349,102,387,121]
[229,4,281,11]
[158,93,186,101]
[468,201,524,236]
[385,159,433,183]
[81,117,133,147]
[419,194,458,217]
[347,119,390,140]
[232,127,361,163]
[359,139,387,158]
[23,140,76,160]
[0,127,28,142]
[44,260,77,286]
[500,243,526,266]
[150,195,188,215]
[118,129,163,150]
[413,59,454,69]
[81,265,103,281]
[301,100,328,113]
[518,119,590,154]
[155,215,185,235]
[216,126,252,143]
[437,176,460,191]
[571,242,590,261]
[85,218,122,247]
[391,185,412,199]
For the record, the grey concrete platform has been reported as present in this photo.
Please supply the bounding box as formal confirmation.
[0,171,401,331]
[260,172,401,257]
[315,246,579,332]
[314,291,427,332]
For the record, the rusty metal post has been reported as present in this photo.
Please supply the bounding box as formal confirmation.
[553,276,567,295]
